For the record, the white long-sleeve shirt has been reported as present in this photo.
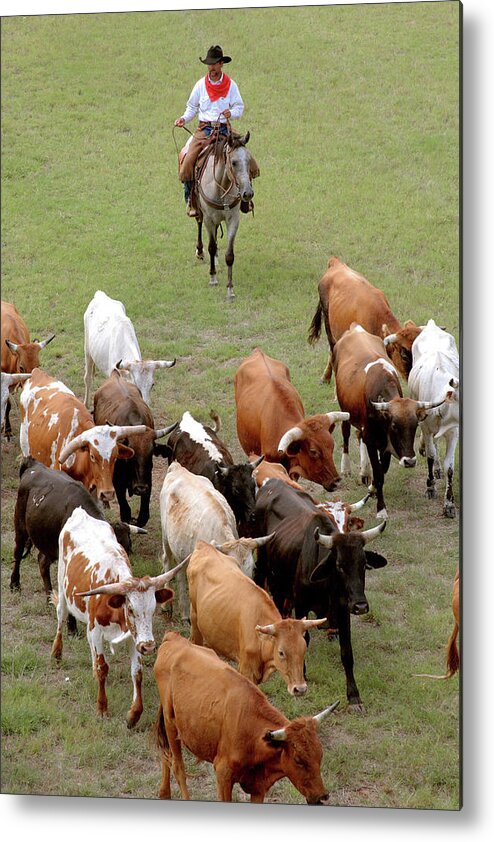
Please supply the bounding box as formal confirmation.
[180,74,244,124]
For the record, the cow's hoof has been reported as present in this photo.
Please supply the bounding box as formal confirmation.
[443,504,456,519]
[434,468,443,480]
[226,292,236,302]
[196,251,204,261]
[426,488,437,500]
[376,508,388,520]
[209,277,218,287]
[348,702,366,714]
[360,475,371,486]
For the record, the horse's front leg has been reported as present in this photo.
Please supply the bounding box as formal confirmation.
[225,212,240,301]
[208,225,218,287]
[195,218,204,260]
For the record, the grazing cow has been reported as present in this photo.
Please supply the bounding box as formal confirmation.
[1,300,55,375]
[1,372,31,438]
[332,325,448,519]
[188,539,326,696]
[249,454,369,532]
[307,257,421,382]
[408,319,460,518]
[415,568,460,680]
[254,478,387,711]
[10,457,141,602]
[166,410,261,537]
[93,369,177,526]
[234,348,349,491]
[160,461,272,619]
[51,507,187,727]
[154,631,339,802]
[83,290,175,406]
[19,368,147,503]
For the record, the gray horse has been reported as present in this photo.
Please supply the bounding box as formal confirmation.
[195,131,254,301]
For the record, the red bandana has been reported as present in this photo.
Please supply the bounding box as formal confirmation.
[205,72,232,102]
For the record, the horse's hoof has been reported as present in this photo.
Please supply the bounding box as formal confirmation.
[209,278,218,287]
[226,292,236,301]
[196,251,204,261]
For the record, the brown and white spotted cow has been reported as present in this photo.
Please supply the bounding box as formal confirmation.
[51,506,188,727]
[19,368,148,502]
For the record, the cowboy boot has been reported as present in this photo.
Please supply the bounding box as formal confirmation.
[187,181,199,217]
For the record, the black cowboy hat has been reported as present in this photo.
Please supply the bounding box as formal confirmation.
[200,45,232,65]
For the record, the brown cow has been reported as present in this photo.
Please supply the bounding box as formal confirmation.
[154,631,339,802]
[188,539,326,696]
[1,300,55,374]
[415,569,460,680]
[19,368,147,502]
[332,325,447,518]
[308,257,421,382]
[234,348,349,491]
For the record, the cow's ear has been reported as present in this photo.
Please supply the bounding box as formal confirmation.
[155,587,174,605]
[154,443,172,460]
[285,441,302,456]
[117,443,135,460]
[108,594,126,609]
[365,551,388,570]
[310,558,330,583]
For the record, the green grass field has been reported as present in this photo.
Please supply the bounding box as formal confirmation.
[1,2,460,810]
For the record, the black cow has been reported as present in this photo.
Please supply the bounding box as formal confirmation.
[166,410,263,537]
[253,479,387,711]
[92,370,177,527]
[10,457,144,633]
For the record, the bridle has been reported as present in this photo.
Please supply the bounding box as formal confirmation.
[198,128,249,211]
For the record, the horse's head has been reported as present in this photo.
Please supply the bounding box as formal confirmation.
[226,132,253,202]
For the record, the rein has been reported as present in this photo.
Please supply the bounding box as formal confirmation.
[199,124,243,211]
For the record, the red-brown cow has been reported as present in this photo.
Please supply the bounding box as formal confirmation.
[19,368,147,502]
[1,300,55,374]
[234,348,349,491]
[308,257,421,382]
[332,325,448,518]
[154,631,339,803]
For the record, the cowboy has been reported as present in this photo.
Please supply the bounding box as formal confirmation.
[174,45,259,217]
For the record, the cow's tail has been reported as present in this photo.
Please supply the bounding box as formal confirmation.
[153,704,172,767]
[49,590,59,608]
[209,409,221,433]
[413,620,460,680]
[308,301,323,345]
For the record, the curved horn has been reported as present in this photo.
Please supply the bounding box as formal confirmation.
[254,532,276,547]
[126,524,148,534]
[38,333,56,349]
[301,617,328,630]
[149,555,191,589]
[114,424,148,438]
[348,493,371,512]
[76,580,129,598]
[314,528,335,549]
[115,359,125,370]
[371,400,391,411]
[415,397,447,411]
[268,727,287,741]
[383,333,399,347]
[326,411,350,425]
[154,421,179,439]
[153,359,176,369]
[59,432,90,463]
[313,700,340,725]
[7,373,31,386]
[5,339,19,352]
[250,454,265,469]
[256,623,276,636]
[361,519,387,544]
[278,426,303,454]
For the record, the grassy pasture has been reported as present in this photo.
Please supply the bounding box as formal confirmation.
[1,3,460,810]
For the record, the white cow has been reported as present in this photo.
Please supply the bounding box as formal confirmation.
[1,371,31,437]
[160,461,272,620]
[83,290,176,406]
[408,319,459,518]
[51,506,188,726]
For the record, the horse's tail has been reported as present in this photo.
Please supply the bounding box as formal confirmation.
[308,301,323,345]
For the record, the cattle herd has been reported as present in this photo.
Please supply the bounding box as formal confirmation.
[1,255,460,804]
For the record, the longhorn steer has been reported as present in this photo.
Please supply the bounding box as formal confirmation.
[51,506,187,727]
[160,461,270,619]
[332,324,448,519]
[93,369,177,526]
[307,257,421,382]
[154,631,339,802]
[83,290,176,406]
[408,319,460,518]
[234,347,349,491]
[254,478,387,711]
[188,539,326,696]
[10,456,140,600]
[166,410,261,537]
[19,368,147,503]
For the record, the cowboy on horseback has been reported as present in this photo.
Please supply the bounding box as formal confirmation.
[174,45,259,217]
